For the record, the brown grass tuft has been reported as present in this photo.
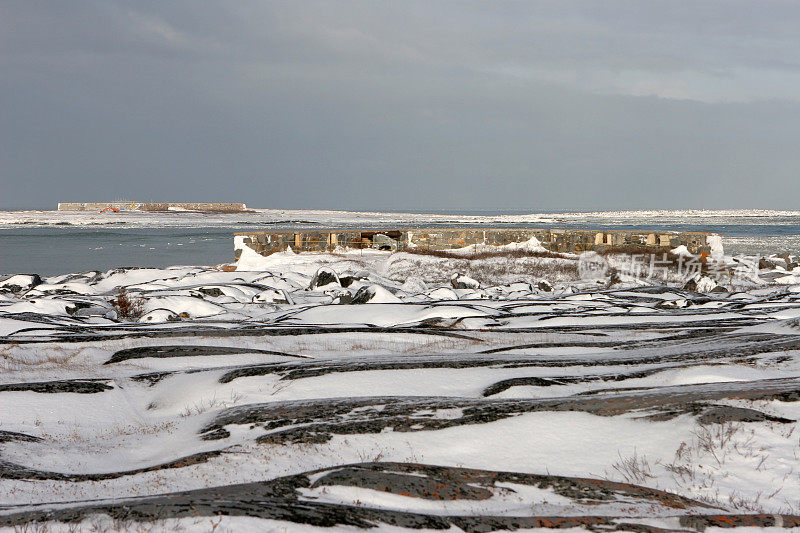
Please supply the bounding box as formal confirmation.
[110,289,145,321]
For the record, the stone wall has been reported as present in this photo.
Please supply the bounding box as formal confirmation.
[234,228,711,259]
[57,202,248,213]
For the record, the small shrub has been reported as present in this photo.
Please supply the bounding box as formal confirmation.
[608,448,655,484]
[110,289,144,321]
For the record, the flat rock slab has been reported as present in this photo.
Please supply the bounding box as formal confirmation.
[7,462,795,532]
[200,377,799,444]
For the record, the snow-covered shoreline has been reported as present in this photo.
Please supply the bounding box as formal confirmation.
[1,246,800,531]
[3,208,800,229]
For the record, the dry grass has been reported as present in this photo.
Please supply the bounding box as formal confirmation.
[464,259,580,284]
[180,391,244,417]
[659,421,794,513]
[0,344,92,372]
[602,418,800,514]
[596,245,684,262]
[597,245,684,270]
[388,252,580,285]
[281,333,486,356]
[607,448,655,484]
[404,247,571,260]
[11,516,188,533]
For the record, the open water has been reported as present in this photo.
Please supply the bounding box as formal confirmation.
[1,209,799,276]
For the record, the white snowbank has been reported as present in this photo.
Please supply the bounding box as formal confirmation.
[669,245,693,257]
[708,234,724,260]
[503,235,547,252]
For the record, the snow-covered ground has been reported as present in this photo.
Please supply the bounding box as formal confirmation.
[1,244,800,531]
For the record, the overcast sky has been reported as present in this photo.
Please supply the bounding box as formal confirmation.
[2,1,799,211]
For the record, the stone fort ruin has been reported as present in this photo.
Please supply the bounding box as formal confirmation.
[235,228,711,259]
[57,202,248,213]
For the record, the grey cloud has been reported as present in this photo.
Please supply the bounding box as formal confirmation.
[1,1,799,210]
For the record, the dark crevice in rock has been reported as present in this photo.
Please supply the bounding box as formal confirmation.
[0,380,113,394]
[104,345,298,365]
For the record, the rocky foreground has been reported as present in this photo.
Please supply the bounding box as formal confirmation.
[1,248,800,531]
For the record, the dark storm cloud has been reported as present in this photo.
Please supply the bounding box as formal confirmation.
[2,1,799,210]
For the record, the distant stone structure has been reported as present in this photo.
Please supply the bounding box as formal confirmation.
[57,202,248,213]
[235,228,711,259]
